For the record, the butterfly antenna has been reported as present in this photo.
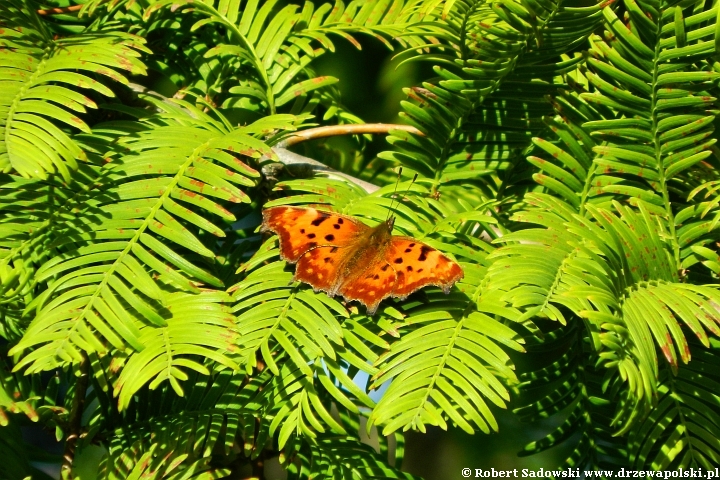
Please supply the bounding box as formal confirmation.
[387,171,419,223]
[404,173,418,197]
[386,167,403,221]
[400,173,419,210]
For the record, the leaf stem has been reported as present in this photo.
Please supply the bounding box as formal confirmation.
[650,32,681,269]
[61,356,89,480]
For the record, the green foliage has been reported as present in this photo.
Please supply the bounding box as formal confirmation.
[1,0,720,477]
[0,0,147,179]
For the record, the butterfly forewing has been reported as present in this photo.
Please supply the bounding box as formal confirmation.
[386,237,464,298]
[294,245,346,293]
[262,206,367,262]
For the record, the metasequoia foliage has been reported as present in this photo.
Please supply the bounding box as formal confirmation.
[1,0,720,478]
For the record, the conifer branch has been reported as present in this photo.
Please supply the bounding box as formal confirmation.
[276,124,423,148]
[270,148,380,193]
[61,357,89,480]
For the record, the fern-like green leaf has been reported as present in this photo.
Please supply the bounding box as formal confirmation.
[0,0,148,179]
[8,100,294,406]
[581,0,720,264]
[285,435,419,480]
[628,340,720,468]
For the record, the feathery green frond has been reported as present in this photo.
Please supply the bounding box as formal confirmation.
[487,193,720,431]
[381,0,604,210]
[580,0,720,265]
[370,297,523,435]
[285,435,419,480]
[627,339,720,469]
[0,0,148,179]
[7,100,295,405]
[4,0,720,475]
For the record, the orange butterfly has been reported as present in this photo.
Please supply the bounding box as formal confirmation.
[261,206,464,314]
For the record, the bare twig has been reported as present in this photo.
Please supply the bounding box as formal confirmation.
[268,124,424,192]
[61,357,89,480]
[37,4,83,15]
[276,123,423,148]
[270,148,380,193]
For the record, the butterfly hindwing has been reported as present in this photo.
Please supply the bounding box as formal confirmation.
[386,237,464,298]
[262,206,367,263]
[339,261,397,315]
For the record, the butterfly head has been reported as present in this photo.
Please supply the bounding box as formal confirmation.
[367,215,395,246]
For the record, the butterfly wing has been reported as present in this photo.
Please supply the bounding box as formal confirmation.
[263,207,463,314]
[294,245,347,293]
[338,261,397,315]
[262,206,367,262]
[385,237,464,299]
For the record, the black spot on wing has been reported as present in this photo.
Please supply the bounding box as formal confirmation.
[374,274,379,279]
[407,266,413,272]
[300,229,305,234]
[307,233,316,239]
[333,224,341,229]
[404,248,412,253]
[381,264,389,271]
[324,257,332,263]
[325,234,334,241]
[308,242,317,248]
[394,258,403,264]
[337,218,344,224]
[311,214,329,226]
[418,246,432,261]
[417,268,423,272]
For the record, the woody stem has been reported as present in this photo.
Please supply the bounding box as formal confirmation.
[276,124,423,148]
[269,124,424,193]
[61,355,89,479]
[271,148,380,193]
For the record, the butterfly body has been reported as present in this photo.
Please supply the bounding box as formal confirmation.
[320,218,394,296]
[262,206,463,314]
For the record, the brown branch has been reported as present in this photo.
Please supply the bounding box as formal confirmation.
[250,444,266,480]
[37,4,83,15]
[276,123,423,148]
[270,148,380,193]
[61,356,89,480]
